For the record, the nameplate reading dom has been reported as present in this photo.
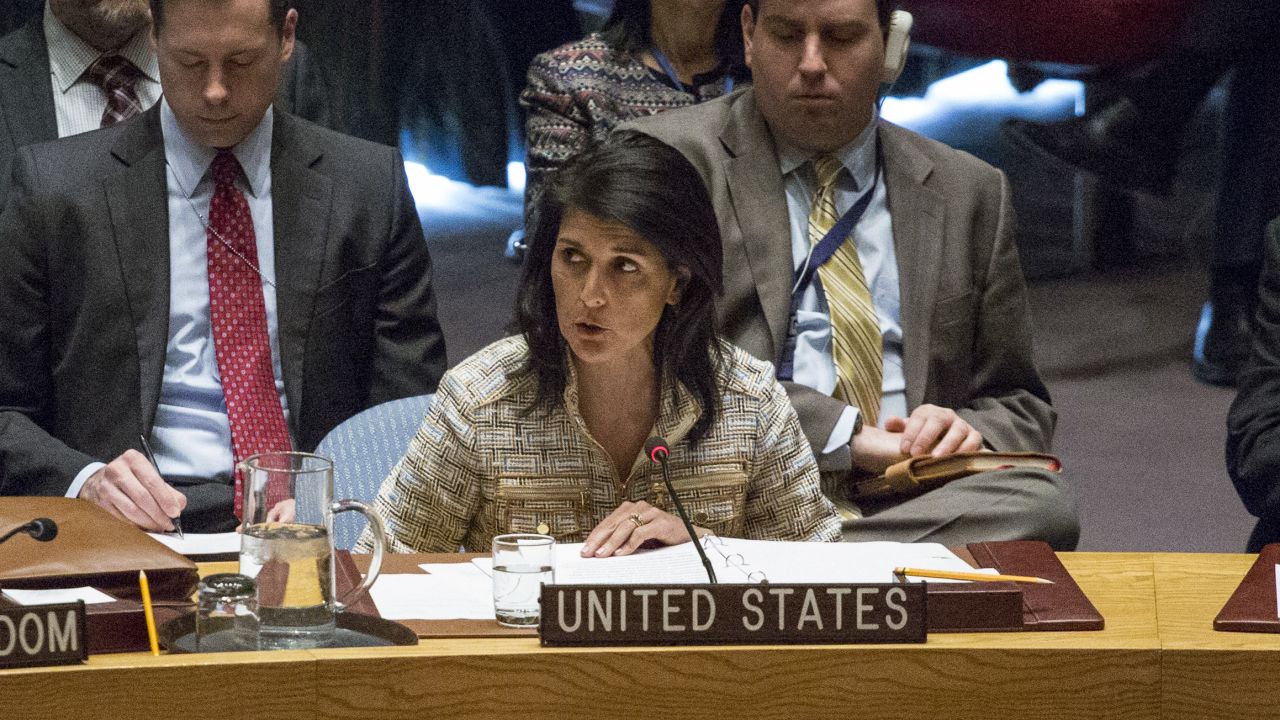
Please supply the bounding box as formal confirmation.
[539,584,926,646]
[0,602,88,669]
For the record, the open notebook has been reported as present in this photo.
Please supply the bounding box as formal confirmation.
[363,540,1099,633]
[547,538,982,585]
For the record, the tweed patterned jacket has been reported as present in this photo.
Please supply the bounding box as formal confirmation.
[357,336,841,553]
[519,33,743,231]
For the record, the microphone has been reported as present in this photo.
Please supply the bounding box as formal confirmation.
[645,437,717,584]
[0,518,59,545]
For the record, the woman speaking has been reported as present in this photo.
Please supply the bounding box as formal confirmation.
[361,132,839,556]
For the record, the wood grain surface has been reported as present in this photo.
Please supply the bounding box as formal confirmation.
[1155,553,1280,719]
[310,643,1159,719]
[0,552,1229,720]
[0,649,317,720]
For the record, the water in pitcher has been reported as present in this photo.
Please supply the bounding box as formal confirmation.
[240,522,335,649]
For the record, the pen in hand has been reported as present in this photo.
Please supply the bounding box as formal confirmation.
[139,434,184,539]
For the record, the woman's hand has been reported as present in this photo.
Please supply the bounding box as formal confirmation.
[580,500,704,558]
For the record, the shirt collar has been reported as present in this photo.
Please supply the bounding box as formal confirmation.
[43,3,159,95]
[778,106,879,192]
[160,98,274,199]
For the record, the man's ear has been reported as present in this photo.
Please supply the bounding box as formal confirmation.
[279,8,298,63]
[741,3,755,71]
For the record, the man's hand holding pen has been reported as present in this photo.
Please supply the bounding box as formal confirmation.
[79,449,186,533]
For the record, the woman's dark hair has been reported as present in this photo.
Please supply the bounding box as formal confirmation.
[601,0,747,77]
[515,130,725,445]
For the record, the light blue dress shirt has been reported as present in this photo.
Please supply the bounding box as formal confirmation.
[68,100,288,496]
[779,109,908,455]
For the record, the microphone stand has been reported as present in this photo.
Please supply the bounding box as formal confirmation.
[647,438,717,584]
[0,525,28,545]
[0,518,57,545]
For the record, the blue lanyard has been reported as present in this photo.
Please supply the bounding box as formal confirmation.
[651,47,734,95]
[776,144,883,381]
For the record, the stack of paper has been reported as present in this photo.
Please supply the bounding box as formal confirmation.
[365,540,986,621]
[552,539,980,585]
[370,562,496,621]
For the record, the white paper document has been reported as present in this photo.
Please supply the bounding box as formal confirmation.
[147,531,242,556]
[370,573,496,621]
[370,542,984,620]
[420,562,490,579]
[553,539,980,585]
[2,586,116,606]
[554,543,711,584]
[469,557,494,578]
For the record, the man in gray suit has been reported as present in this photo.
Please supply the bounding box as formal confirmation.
[0,0,446,532]
[630,0,1078,548]
[0,0,333,209]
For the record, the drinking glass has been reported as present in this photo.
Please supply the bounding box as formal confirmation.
[491,534,555,627]
[195,573,257,651]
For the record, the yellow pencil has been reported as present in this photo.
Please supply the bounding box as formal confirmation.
[893,566,1054,584]
[138,570,161,656]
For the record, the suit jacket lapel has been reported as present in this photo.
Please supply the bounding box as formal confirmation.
[720,90,794,355]
[269,112,333,431]
[105,107,170,431]
[881,123,945,411]
[0,17,58,150]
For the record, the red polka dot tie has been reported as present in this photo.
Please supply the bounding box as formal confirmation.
[207,151,293,519]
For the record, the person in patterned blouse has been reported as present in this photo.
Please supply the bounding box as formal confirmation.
[359,133,840,556]
[518,0,749,235]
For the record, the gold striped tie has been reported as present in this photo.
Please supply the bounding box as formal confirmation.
[809,156,882,426]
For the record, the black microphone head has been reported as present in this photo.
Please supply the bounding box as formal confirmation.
[28,518,58,542]
[644,437,669,463]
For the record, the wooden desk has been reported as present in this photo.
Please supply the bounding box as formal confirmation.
[0,552,1162,720]
[1154,553,1280,720]
[310,552,1161,720]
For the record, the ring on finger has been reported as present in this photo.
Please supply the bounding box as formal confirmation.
[629,514,648,528]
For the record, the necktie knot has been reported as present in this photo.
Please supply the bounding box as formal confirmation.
[212,151,242,189]
[813,156,845,193]
[85,53,140,92]
[86,53,144,127]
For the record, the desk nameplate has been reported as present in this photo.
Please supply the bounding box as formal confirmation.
[540,583,927,646]
[0,601,88,669]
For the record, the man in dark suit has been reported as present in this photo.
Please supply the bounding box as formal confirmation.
[1227,218,1280,551]
[0,0,333,209]
[631,0,1077,547]
[0,0,446,532]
